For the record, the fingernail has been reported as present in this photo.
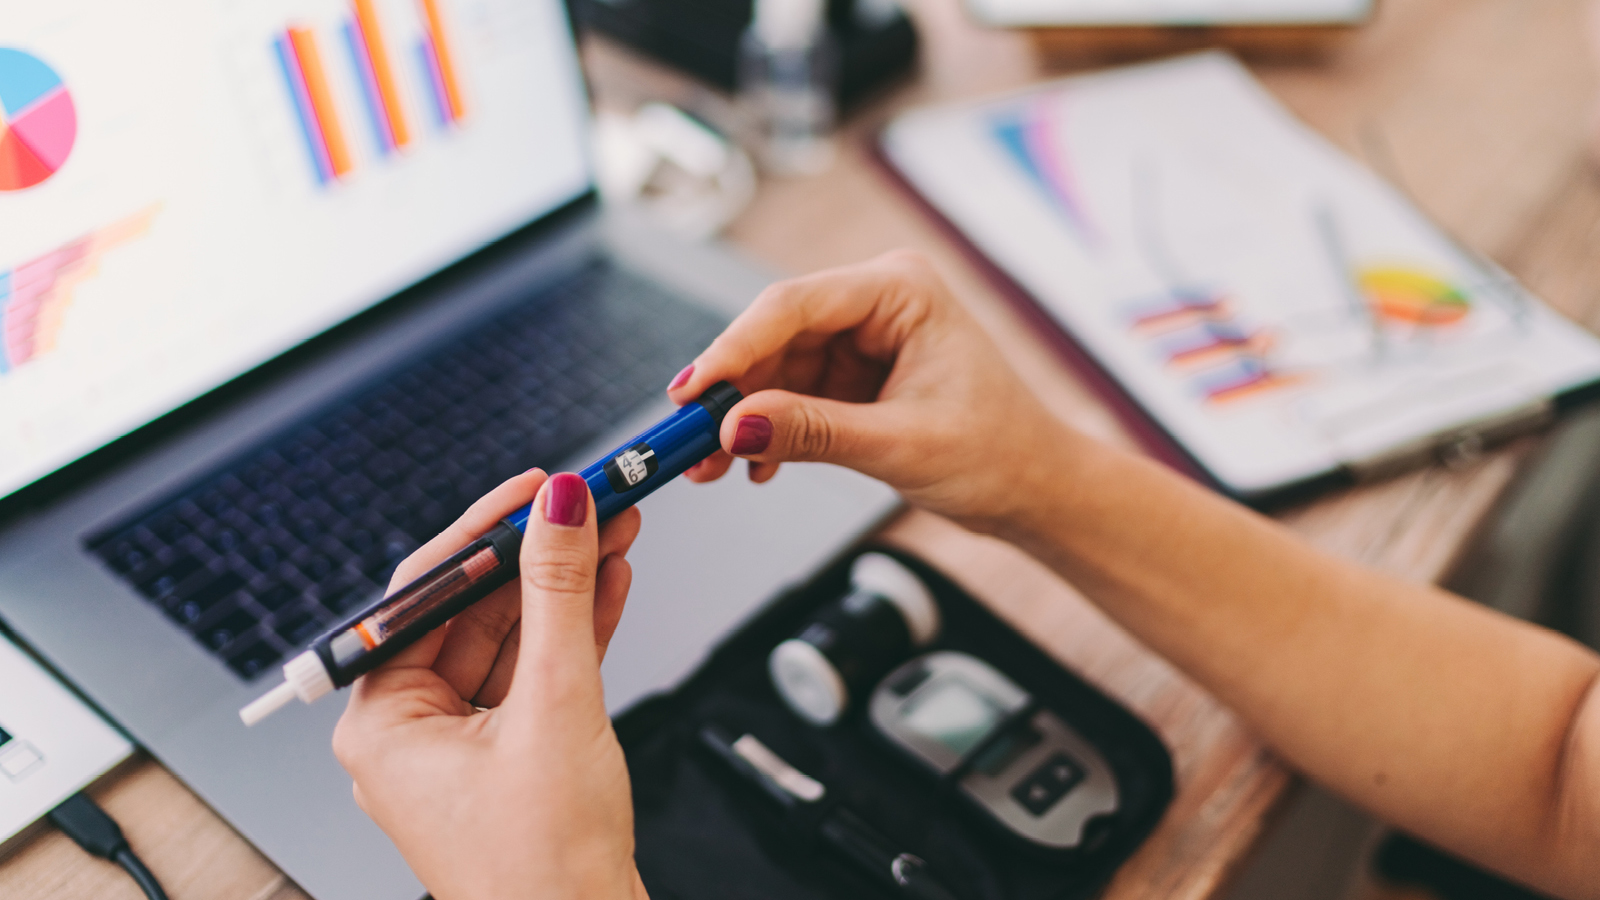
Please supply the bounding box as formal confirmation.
[544,472,588,527]
[731,415,772,455]
[668,364,694,391]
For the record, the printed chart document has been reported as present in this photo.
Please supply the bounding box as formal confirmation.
[0,633,131,845]
[881,53,1600,500]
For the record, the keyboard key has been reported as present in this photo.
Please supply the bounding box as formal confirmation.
[100,538,149,574]
[343,528,376,556]
[175,500,208,527]
[133,554,206,600]
[317,579,373,615]
[283,441,317,469]
[273,609,325,646]
[196,488,232,517]
[360,549,400,584]
[290,515,323,544]
[254,582,301,612]
[198,607,259,651]
[184,569,248,607]
[220,508,255,534]
[239,464,275,493]
[225,640,283,680]
[249,501,283,528]
[172,571,248,624]
[148,512,189,544]
[252,542,286,571]
[298,553,336,582]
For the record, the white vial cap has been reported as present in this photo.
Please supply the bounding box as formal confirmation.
[769,638,848,726]
[238,650,334,726]
[752,0,825,49]
[851,552,941,646]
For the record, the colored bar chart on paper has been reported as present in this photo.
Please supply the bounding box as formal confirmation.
[0,206,157,374]
[1358,267,1471,327]
[273,1,466,188]
[1123,289,1298,406]
[0,48,78,192]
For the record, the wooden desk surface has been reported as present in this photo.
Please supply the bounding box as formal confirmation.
[6,1,1599,897]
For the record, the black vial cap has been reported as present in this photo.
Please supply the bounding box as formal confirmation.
[695,381,744,425]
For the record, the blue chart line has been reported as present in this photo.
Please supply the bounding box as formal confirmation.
[991,104,1097,248]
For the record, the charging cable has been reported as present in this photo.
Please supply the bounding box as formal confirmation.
[48,792,171,900]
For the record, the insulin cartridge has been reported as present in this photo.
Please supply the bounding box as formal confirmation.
[240,381,743,726]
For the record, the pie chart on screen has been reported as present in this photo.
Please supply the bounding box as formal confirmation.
[0,48,77,192]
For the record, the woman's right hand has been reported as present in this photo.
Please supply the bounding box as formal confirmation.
[667,250,1079,534]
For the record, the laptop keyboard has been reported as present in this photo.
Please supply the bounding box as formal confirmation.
[84,260,725,681]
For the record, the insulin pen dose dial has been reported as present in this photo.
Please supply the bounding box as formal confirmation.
[603,442,659,492]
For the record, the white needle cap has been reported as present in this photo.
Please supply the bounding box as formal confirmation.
[239,681,298,726]
[238,650,335,726]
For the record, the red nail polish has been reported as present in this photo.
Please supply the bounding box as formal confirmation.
[668,364,694,391]
[545,472,588,527]
[730,415,772,456]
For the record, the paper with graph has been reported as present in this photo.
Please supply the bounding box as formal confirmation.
[881,53,1600,496]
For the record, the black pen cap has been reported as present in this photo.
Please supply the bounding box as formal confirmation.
[695,381,744,425]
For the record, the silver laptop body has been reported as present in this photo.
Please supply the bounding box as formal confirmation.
[0,5,896,897]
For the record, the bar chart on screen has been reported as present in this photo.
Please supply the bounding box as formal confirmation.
[270,0,469,189]
[0,206,158,375]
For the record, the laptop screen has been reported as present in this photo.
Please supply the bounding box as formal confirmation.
[0,0,592,501]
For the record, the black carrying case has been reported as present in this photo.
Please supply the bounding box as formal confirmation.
[616,546,1175,900]
[573,0,919,113]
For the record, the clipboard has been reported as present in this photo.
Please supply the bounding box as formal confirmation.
[876,53,1600,508]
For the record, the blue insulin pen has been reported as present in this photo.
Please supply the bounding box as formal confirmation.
[240,381,742,726]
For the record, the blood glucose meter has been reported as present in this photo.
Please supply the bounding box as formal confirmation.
[868,651,1120,850]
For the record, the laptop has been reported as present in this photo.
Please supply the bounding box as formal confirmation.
[0,3,895,898]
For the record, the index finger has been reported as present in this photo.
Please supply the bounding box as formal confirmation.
[666,250,937,404]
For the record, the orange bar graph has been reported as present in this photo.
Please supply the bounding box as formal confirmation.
[419,0,466,121]
[352,0,411,149]
[288,26,354,177]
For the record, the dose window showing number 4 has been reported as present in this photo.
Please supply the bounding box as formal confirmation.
[604,442,658,492]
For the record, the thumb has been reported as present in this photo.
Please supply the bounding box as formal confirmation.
[506,471,603,708]
[722,390,908,480]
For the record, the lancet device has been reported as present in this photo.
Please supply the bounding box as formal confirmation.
[240,382,743,726]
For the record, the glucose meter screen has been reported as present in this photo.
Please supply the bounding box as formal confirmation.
[901,677,1006,758]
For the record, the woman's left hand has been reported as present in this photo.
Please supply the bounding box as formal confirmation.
[333,469,649,900]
